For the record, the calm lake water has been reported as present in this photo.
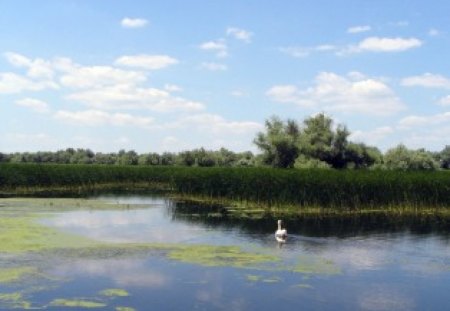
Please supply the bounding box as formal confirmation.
[1,194,450,310]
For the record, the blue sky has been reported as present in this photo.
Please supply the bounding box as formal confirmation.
[1,0,449,153]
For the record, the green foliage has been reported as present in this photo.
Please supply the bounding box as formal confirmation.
[253,116,300,168]
[2,164,449,209]
[294,155,331,169]
[384,144,439,170]
[438,145,450,169]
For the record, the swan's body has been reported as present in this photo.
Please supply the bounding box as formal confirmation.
[275,220,287,238]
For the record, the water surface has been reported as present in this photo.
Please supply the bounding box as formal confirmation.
[1,195,450,310]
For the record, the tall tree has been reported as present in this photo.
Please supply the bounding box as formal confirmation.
[253,116,300,168]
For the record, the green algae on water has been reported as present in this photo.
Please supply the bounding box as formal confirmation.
[0,292,32,309]
[116,307,136,311]
[99,288,130,297]
[50,298,107,308]
[0,214,96,254]
[246,274,281,283]
[0,267,37,283]
[168,245,279,268]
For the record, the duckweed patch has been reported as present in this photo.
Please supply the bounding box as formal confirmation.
[167,245,279,268]
[0,214,96,254]
[246,274,281,283]
[99,288,130,297]
[0,267,37,283]
[49,298,107,308]
[0,292,32,309]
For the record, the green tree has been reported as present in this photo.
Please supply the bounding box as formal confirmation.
[384,144,438,170]
[253,116,300,168]
[439,145,450,169]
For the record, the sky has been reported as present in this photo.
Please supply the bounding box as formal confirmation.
[1,0,449,153]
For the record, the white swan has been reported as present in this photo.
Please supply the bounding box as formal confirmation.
[275,219,287,242]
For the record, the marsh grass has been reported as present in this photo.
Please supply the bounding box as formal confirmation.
[2,164,450,213]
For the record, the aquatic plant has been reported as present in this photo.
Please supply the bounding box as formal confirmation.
[49,298,107,308]
[167,245,279,268]
[2,164,450,211]
[0,267,37,283]
[99,288,130,297]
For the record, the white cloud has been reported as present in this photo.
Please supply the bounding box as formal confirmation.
[120,17,148,28]
[201,62,227,71]
[59,64,146,89]
[396,112,450,150]
[401,73,450,89]
[54,109,154,127]
[115,54,178,70]
[0,72,57,94]
[350,126,394,145]
[267,72,405,115]
[199,39,228,58]
[66,84,204,112]
[398,112,450,129]
[15,97,49,113]
[164,84,183,92]
[172,113,262,134]
[226,27,253,43]
[347,25,371,34]
[266,85,314,106]
[4,52,54,79]
[438,95,450,106]
[356,37,422,52]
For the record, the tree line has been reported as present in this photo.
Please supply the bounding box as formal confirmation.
[254,113,450,170]
[1,113,449,170]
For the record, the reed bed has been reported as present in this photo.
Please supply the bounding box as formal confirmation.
[1,163,450,210]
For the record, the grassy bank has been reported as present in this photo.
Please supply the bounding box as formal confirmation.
[1,163,450,211]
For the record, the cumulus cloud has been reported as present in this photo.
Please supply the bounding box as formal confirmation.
[120,17,148,28]
[401,73,450,89]
[356,37,422,52]
[199,39,228,58]
[267,72,405,115]
[398,112,450,129]
[4,52,54,79]
[54,109,154,127]
[347,25,371,34]
[1,52,200,113]
[59,65,146,89]
[66,84,204,112]
[15,97,49,113]
[172,113,262,134]
[0,72,57,93]
[281,37,421,58]
[115,54,178,70]
[200,62,227,71]
[226,27,253,43]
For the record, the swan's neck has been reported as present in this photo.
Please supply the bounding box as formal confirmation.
[277,223,282,231]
